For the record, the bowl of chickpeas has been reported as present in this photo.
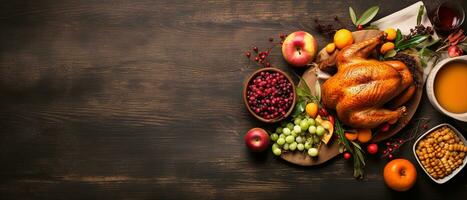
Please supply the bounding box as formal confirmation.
[413,123,467,184]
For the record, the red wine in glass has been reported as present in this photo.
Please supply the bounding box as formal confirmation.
[432,1,465,34]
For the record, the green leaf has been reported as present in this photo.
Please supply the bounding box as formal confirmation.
[384,49,397,58]
[296,87,310,98]
[395,29,403,45]
[396,35,430,51]
[416,5,424,25]
[292,100,307,117]
[297,76,312,98]
[417,38,440,49]
[349,7,357,25]
[356,6,379,25]
[364,25,379,30]
[314,80,321,102]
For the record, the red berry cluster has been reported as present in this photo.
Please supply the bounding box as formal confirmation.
[381,139,405,160]
[246,71,293,119]
[244,34,287,67]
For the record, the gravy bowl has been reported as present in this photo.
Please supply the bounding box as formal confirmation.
[426,55,467,122]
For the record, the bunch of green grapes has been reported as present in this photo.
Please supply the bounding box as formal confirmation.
[270,115,329,157]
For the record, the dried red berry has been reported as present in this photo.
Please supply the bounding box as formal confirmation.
[380,123,390,132]
[343,152,351,160]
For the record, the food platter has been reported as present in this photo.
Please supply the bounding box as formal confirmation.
[280,30,424,166]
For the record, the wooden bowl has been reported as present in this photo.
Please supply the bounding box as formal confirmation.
[242,67,296,123]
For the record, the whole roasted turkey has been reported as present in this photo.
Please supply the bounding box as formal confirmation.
[321,32,415,129]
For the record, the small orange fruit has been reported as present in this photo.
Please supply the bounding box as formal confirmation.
[345,132,358,141]
[385,28,397,41]
[305,103,319,118]
[357,129,372,143]
[325,43,336,54]
[334,29,353,49]
[380,42,395,54]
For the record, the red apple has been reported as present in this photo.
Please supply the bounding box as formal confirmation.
[281,31,318,67]
[244,128,269,152]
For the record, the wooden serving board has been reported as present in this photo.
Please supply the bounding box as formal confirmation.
[280,30,424,166]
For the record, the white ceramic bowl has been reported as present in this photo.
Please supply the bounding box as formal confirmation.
[426,55,467,122]
[413,123,467,184]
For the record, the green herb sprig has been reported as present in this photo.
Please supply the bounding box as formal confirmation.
[349,6,379,28]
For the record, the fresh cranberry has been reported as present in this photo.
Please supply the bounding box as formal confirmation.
[253,46,258,52]
[343,152,351,160]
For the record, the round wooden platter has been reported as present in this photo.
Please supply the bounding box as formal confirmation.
[280,30,424,166]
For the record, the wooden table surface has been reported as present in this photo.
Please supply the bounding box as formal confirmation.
[1,0,467,199]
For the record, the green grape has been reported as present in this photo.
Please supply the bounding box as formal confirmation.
[300,120,309,132]
[293,125,301,134]
[297,143,305,151]
[322,121,331,130]
[304,142,311,150]
[277,138,285,145]
[276,127,283,134]
[279,134,285,139]
[308,125,317,134]
[308,148,318,157]
[283,128,291,135]
[295,136,303,143]
[313,135,320,144]
[273,148,282,156]
[270,133,279,142]
[294,118,302,125]
[291,130,298,137]
[307,118,316,126]
[272,143,279,150]
[289,142,297,151]
[286,123,294,130]
[283,143,289,150]
[285,135,295,144]
[316,126,325,136]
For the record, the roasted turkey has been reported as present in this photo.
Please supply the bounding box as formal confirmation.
[321,32,415,128]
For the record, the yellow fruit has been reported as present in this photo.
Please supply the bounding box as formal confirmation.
[305,103,318,118]
[334,29,353,49]
[380,42,395,54]
[325,43,336,54]
[385,28,397,41]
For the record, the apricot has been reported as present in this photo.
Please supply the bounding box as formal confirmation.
[357,129,372,143]
[325,43,336,54]
[380,42,395,54]
[345,132,358,141]
[334,29,353,49]
[305,103,318,118]
[384,28,397,41]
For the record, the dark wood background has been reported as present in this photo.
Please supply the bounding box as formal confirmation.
[1,0,467,199]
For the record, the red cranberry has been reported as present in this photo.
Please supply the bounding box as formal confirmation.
[357,25,363,30]
[253,46,258,52]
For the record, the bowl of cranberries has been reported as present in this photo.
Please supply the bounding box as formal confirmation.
[243,67,296,123]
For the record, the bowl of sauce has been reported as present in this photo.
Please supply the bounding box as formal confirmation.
[426,55,467,122]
